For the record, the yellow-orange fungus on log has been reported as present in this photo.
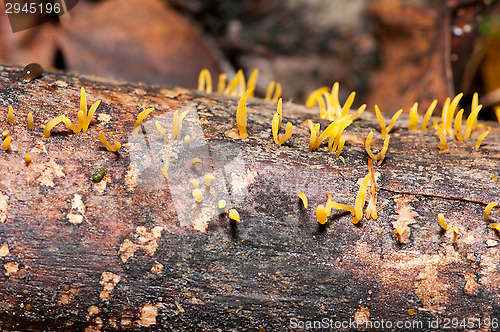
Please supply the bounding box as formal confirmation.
[236,88,253,139]
[484,202,498,221]
[228,209,240,222]
[408,102,418,131]
[25,154,31,163]
[454,109,464,142]
[475,131,489,150]
[204,174,215,186]
[133,108,154,136]
[436,127,448,151]
[364,131,376,160]
[438,213,448,231]
[421,99,437,131]
[316,205,327,224]
[218,200,227,209]
[298,192,308,209]
[189,178,199,189]
[43,115,65,138]
[2,136,11,151]
[27,112,34,130]
[351,172,371,224]
[7,106,15,124]
[192,189,203,202]
[197,69,213,93]
[98,131,121,152]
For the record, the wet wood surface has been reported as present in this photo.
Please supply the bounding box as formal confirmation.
[0,64,499,331]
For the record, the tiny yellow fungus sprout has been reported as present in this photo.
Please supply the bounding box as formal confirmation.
[272,99,283,145]
[218,200,227,209]
[184,135,190,149]
[484,202,498,221]
[308,123,318,152]
[162,154,170,180]
[454,109,464,142]
[43,115,65,138]
[408,102,418,130]
[446,93,463,135]
[490,223,500,231]
[316,205,327,224]
[436,127,448,151]
[192,189,203,202]
[305,87,329,108]
[217,73,227,93]
[421,99,437,131]
[440,97,451,135]
[246,69,259,97]
[375,106,402,138]
[155,121,168,142]
[438,213,448,231]
[374,135,390,165]
[191,158,202,169]
[205,173,215,186]
[298,192,308,209]
[278,122,293,146]
[336,137,346,158]
[189,178,200,189]
[61,115,80,133]
[495,106,500,123]
[2,136,11,151]
[364,131,376,160]
[475,131,489,150]
[98,131,121,152]
[464,104,482,139]
[7,106,15,124]
[236,88,253,139]
[133,107,154,136]
[171,109,189,140]
[27,112,34,130]
[197,69,213,93]
[25,154,31,163]
[228,209,240,222]
[386,109,403,137]
[224,69,246,96]
[79,87,101,132]
[265,81,281,102]
[2,130,9,137]
[351,172,371,224]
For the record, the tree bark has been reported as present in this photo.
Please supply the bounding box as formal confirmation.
[0,64,499,331]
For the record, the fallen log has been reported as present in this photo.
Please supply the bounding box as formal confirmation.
[0,64,499,331]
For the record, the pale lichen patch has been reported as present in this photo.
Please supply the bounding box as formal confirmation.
[37,159,65,187]
[97,113,112,124]
[390,195,419,244]
[119,227,163,263]
[4,261,19,276]
[86,305,100,321]
[463,273,481,295]
[57,287,79,305]
[137,304,158,327]
[94,173,111,194]
[99,272,121,300]
[151,262,163,274]
[118,239,137,263]
[0,192,8,223]
[67,194,86,224]
[0,243,9,257]
[124,162,139,192]
[353,305,370,327]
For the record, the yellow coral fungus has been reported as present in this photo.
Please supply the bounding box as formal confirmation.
[155,121,168,142]
[98,131,121,152]
[475,131,489,150]
[374,135,390,165]
[7,106,15,124]
[225,69,246,96]
[171,109,189,140]
[351,172,371,224]
[79,88,101,132]
[316,205,327,224]
[197,69,213,93]
[454,109,464,142]
[421,99,437,131]
[133,108,154,136]
[336,137,346,158]
[192,189,203,202]
[2,130,9,137]
[218,200,227,209]
[386,109,403,137]
[495,106,500,123]
[438,213,448,231]
[191,158,202,169]
[265,81,281,102]
[436,127,448,151]
[246,69,259,97]
[272,99,283,145]
[278,122,293,146]
[350,104,366,121]
[204,173,215,186]
[484,202,498,221]
[162,154,170,180]
[305,87,329,108]
[408,102,418,130]
[184,135,190,149]
[25,154,31,163]
[375,106,402,138]
[189,178,199,189]
[298,192,308,209]
[464,104,482,139]
[217,73,227,94]
[43,115,65,138]
[364,131,376,160]
[236,88,253,139]
[228,209,240,222]
[326,201,355,216]
[61,115,80,134]
[2,136,11,151]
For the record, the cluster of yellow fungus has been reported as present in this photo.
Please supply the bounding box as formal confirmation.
[308,115,351,158]
[375,106,402,139]
[306,82,366,121]
[198,68,267,99]
[437,213,459,235]
[132,107,154,136]
[364,131,390,165]
[271,99,293,146]
[99,131,121,152]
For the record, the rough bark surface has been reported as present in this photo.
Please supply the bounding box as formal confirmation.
[0,64,499,331]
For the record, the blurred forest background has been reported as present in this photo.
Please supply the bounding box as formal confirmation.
[0,0,500,119]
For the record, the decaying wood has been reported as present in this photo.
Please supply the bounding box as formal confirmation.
[0,64,500,331]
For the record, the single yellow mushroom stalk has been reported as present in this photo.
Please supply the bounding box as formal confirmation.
[475,131,489,150]
[484,202,498,221]
[298,192,308,209]
[2,136,11,151]
[27,112,34,130]
[364,131,376,160]
[336,136,346,158]
[436,126,448,151]
[189,178,200,189]
[83,100,101,132]
[421,99,437,131]
[197,69,213,93]
[43,115,65,138]
[191,158,202,169]
[375,105,387,137]
[305,87,329,108]
[155,121,168,142]
[278,122,293,146]
[132,107,154,136]
[7,106,15,124]
[217,73,227,94]
[386,109,403,137]
[446,93,463,136]
[316,205,327,225]
[464,104,482,139]
[98,131,121,152]
[228,209,240,222]
[374,135,390,165]
[351,172,371,224]
[438,213,448,231]
[204,173,215,186]
[79,88,101,132]
[192,189,203,202]
[171,109,189,140]
[495,106,500,123]
[350,104,366,121]
[25,154,31,163]
[408,102,418,131]
[236,88,254,139]
[308,123,318,152]
[440,97,451,135]
[326,201,355,216]
[454,109,464,142]
[246,69,259,97]
[218,200,227,210]
[162,154,170,180]
[184,135,190,149]
[272,98,283,145]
